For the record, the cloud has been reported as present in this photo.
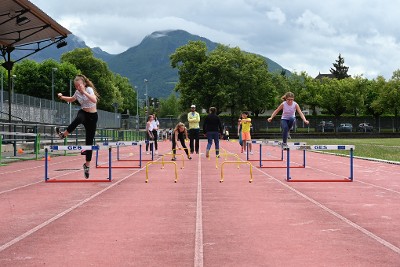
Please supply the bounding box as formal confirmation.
[266,7,286,25]
[29,0,400,80]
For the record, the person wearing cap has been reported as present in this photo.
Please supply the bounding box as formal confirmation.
[187,104,201,154]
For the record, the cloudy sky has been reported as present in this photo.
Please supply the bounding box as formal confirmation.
[30,0,400,80]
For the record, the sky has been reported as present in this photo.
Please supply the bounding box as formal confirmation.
[30,0,400,80]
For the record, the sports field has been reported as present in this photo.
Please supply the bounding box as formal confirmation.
[0,139,399,266]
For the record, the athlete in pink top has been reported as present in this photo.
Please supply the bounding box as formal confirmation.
[267,92,309,144]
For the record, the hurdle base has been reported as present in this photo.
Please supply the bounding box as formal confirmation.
[287,178,352,182]
[46,179,111,183]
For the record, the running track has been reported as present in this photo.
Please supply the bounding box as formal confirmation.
[0,140,399,266]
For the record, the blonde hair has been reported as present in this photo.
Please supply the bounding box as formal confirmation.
[74,74,100,100]
[281,92,294,101]
[174,122,186,132]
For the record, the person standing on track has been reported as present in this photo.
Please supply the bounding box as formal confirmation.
[267,92,309,146]
[203,107,223,158]
[55,74,99,179]
[145,115,155,154]
[239,111,253,154]
[187,104,200,154]
[171,122,192,161]
[151,113,159,155]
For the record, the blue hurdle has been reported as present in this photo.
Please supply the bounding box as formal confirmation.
[286,145,355,182]
[95,140,154,169]
[44,145,112,182]
[247,140,307,168]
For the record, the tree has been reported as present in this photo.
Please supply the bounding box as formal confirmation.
[13,59,79,99]
[157,93,180,118]
[330,53,350,79]
[61,48,119,112]
[170,42,275,118]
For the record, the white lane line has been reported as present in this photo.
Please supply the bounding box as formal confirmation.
[194,153,204,267]
[0,168,143,253]
[254,167,400,255]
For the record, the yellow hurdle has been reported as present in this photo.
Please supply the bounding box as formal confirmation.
[162,150,185,169]
[145,161,178,183]
[220,161,253,183]
[215,152,241,169]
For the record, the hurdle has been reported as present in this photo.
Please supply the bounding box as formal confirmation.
[161,152,185,169]
[247,140,307,168]
[246,140,284,162]
[95,141,154,168]
[115,140,154,161]
[286,145,355,182]
[220,161,253,183]
[145,161,178,183]
[44,145,112,182]
[215,152,241,169]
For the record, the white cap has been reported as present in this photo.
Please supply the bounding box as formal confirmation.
[191,105,196,108]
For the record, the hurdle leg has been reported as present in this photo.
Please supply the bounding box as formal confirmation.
[108,147,112,181]
[44,148,49,181]
[286,148,291,180]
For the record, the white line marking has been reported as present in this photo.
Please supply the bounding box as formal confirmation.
[0,168,143,252]
[254,167,400,255]
[194,152,204,267]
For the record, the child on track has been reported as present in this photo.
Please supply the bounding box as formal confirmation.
[171,122,192,161]
[239,111,253,154]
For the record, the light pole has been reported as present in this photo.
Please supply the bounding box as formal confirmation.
[144,79,148,118]
[51,67,57,110]
[135,86,139,130]
[11,75,16,104]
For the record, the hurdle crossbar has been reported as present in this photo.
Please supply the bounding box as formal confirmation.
[286,145,354,182]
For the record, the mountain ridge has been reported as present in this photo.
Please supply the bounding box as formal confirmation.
[11,29,290,98]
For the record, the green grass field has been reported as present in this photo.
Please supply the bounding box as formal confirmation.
[291,138,400,162]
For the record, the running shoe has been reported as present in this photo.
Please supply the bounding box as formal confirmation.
[171,157,176,161]
[83,163,90,179]
[206,150,210,158]
[55,127,65,139]
[188,156,192,160]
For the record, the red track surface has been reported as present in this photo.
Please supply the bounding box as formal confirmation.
[0,140,399,266]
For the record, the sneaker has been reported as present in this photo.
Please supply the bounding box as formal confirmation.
[146,151,150,155]
[216,155,220,158]
[250,151,254,155]
[55,127,65,139]
[188,156,192,160]
[171,157,176,161]
[282,143,288,150]
[83,163,90,179]
[81,150,87,155]
[155,150,159,155]
[206,150,210,158]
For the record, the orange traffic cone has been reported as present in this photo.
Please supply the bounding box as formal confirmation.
[17,148,24,154]
[42,156,51,161]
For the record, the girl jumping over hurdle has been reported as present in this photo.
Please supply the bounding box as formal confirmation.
[267,92,309,146]
[56,74,99,179]
[171,122,192,161]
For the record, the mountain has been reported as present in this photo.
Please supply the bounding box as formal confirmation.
[10,30,289,98]
[106,30,220,98]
